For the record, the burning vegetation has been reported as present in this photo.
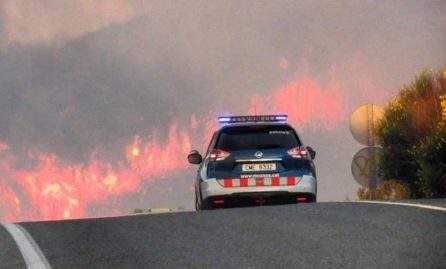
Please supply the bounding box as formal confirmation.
[0,73,347,222]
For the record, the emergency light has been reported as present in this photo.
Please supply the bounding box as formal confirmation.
[217,115,288,124]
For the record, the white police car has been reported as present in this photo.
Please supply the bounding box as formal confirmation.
[188,115,317,210]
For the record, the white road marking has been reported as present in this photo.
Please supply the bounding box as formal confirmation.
[356,200,446,212]
[0,222,51,269]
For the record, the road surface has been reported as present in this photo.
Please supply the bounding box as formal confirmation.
[1,202,445,268]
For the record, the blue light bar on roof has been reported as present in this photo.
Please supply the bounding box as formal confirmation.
[218,115,288,124]
[218,117,232,123]
[275,115,288,121]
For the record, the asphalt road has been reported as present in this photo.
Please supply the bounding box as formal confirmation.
[1,202,445,268]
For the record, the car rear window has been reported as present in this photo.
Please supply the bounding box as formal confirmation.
[216,125,301,151]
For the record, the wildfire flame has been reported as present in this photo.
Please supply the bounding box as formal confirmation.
[0,122,192,222]
[0,72,347,222]
[250,72,347,129]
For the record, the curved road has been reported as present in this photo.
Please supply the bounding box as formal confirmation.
[1,202,445,268]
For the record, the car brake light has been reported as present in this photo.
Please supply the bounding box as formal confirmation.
[208,149,230,161]
[287,146,309,159]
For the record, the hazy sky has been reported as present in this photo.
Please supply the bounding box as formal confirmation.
[0,0,445,219]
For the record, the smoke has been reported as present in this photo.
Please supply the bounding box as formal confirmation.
[0,0,445,220]
[0,0,151,48]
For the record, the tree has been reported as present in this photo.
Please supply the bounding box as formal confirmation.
[376,67,446,198]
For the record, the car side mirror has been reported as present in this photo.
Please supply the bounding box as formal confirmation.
[306,146,316,160]
[188,150,202,165]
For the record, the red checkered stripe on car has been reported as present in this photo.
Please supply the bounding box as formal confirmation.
[217,177,300,187]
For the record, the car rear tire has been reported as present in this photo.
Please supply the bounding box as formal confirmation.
[195,190,202,211]
[196,189,214,211]
[308,194,317,203]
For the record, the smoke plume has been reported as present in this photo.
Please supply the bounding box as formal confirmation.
[0,0,445,221]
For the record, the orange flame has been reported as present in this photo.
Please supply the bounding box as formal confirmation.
[0,122,192,222]
[0,71,348,222]
[250,72,347,130]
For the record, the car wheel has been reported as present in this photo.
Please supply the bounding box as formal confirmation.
[309,194,317,203]
[200,197,216,210]
[195,189,202,211]
[195,197,201,212]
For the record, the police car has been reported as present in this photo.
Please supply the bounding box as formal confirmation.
[188,115,317,210]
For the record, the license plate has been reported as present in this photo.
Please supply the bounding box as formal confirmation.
[242,163,276,172]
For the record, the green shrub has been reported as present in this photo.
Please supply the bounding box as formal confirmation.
[417,124,446,197]
[375,66,446,198]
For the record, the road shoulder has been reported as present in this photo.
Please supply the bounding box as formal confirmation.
[0,224,28,268]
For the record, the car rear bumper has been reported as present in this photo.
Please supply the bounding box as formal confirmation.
[200,175,317,205]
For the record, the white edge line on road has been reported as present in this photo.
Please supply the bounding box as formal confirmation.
[355,200,446,212]
[0,222,51,269]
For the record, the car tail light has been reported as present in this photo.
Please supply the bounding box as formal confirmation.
[297,197,308,202]
[213,199,224,205]
[208,149,230,161]
[287,146,309,159]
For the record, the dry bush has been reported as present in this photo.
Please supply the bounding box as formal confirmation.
[357,180,411,200]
